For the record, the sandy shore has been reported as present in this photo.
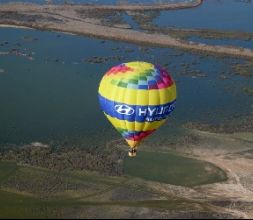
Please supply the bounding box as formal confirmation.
[111,128,253,218]
[157,129,253,218]
[0,1,253,59]
[0,24,34,29]
[193,131,253,218]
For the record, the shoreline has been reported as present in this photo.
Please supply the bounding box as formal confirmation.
[1,20,253,59]
[0,24,34,29]
[0,0,203,11]
[0,1,253,59]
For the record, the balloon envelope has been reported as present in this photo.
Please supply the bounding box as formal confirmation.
[98,61,176,149]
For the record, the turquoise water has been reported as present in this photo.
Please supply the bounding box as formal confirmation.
[155,0,253,33]
[0,28,252,147]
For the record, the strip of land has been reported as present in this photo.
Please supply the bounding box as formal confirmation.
[0,1,253,59]
[0,0,203,11]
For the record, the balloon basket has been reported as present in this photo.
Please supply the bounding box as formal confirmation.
[128,149,137,157]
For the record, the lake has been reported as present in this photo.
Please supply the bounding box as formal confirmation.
[0,27,252,148]
[155,0,253,33]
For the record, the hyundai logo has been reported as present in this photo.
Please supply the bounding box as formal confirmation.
[115,105,135,115]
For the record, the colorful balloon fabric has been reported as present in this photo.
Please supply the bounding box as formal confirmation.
[98,61,176,149]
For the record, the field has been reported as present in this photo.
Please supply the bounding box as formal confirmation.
[124,151,227,187]
[0,160,232,219]
[0,128,252,218]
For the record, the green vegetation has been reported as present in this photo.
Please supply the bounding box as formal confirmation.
[233,60,253,78]
[124,151,227,187]
[0,160,221,218]
[0,145,125,176]
[0,190,56,219]
[0,190,209,219]
[0,162,55,218]
[243,87,253,96]
[0,162,17,184]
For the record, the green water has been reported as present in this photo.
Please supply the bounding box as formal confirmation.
[124,151,227,186]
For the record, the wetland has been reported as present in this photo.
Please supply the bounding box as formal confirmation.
[0,0,252,219]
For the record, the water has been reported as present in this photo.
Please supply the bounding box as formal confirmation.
[122,13,140,30]
[0,27,252,147]
[124,151,227,186]
[155,0,253,33]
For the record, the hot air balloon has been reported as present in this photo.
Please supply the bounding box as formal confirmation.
[98,61,176,157]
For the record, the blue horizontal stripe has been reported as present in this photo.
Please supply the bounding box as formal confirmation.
[98,94,176,123]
